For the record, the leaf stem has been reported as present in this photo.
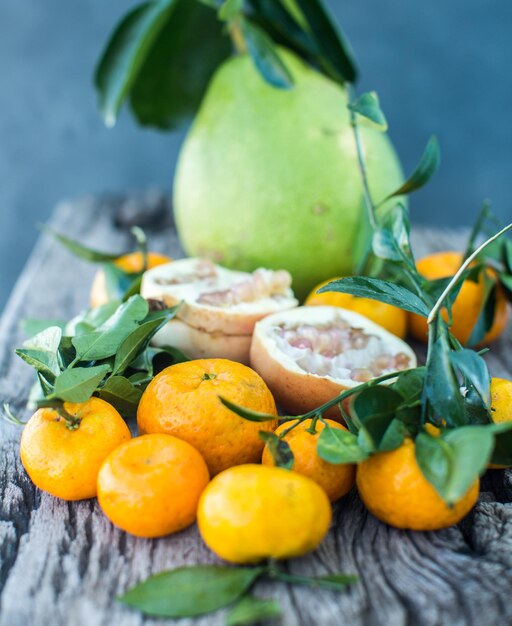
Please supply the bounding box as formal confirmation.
[229,18,247,54]
[302,368,417,420]
[427,222,512,325]
[347,84,377,229]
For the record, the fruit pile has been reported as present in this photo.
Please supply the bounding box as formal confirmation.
[7,210,512,620]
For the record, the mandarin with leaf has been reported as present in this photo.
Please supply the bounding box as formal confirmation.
[262,419,355,502]
[356,439,479,531]
[20,397,131,501]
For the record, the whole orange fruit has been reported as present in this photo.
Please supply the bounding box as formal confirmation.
[20,398,131,501]
[90,251,171,308]
[197,464,331,563]
[262,419,355,501]
[137,358,278,476]
[97,434,209,538]
[356,439,479,530]
[409,251,509,345]
[488,377,512,468]
[305,278,407,338]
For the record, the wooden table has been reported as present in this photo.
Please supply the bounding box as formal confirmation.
[1,193,511,626]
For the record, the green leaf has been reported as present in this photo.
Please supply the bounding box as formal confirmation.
[392,368,425,404]
[351,387,406,451]
[43,227,123,263]
[226,597,280,626]
[241,18,294,89]
[72,296,149,361]
[149,345,190,373]
[317,425,368,463]
[96,375,143,418]
[467,275,497,347]
[318,277,430,317]
[416,427,493,504]
[348,91,387,131]
[226,595,281,626]
[424,323,465,426]
[220,397,278,422]
[309,574,358,589]
[490,422,512,466]
[449,349,491,407]
[378,419,410,452]
[130,0,231,130]
[219,0,244,20]
[102,264,141,303]
[291,0,357,83]
[422,426,494,504]
[113,308,178,375]
[119,565,264,618]
[94,0,178,127]
[248,0,318,61]
[16,327,62,381]
[371,229,402,262]
[259,431,294,469]
[272,570,357,590]
[383,135,440,201]
[51,365,111,403]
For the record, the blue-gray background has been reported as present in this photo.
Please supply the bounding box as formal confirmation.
[1,0,511,311]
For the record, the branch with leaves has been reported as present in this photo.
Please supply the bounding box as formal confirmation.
[223,91,512,507]
[95,0,358,129]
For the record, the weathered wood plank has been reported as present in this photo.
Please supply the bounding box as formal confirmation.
[0,194,511,626]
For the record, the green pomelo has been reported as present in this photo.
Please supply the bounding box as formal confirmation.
[173,50,404,300]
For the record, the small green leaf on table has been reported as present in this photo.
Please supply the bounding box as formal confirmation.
[119,565,265,618]
[226,595,282,626]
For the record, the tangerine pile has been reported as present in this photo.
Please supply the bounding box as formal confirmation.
[15,247,512,564]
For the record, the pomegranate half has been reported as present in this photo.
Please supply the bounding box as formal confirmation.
[250,306,416,416]
[141,258,298,363]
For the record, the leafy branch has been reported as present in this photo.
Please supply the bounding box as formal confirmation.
[94,0,359,129]
[119,562,356,621]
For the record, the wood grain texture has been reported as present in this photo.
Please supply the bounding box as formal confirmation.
[0,194,511,626]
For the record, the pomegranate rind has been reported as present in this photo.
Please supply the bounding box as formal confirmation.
[250,306,417,416]
[141,258,298,335]
[151,318,252,365]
